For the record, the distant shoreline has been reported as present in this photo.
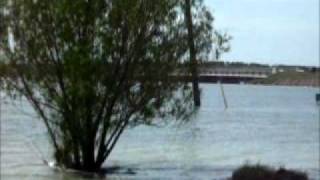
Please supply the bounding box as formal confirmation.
[251,71,319,87]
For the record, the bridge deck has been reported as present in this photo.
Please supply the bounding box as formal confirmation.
[199,73,268,79]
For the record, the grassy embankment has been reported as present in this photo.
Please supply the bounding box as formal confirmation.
[253,71,319,87]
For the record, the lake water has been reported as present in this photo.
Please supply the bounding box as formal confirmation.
[1,84,319,180]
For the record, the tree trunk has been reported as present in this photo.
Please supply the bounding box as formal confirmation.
[184,0,201,107]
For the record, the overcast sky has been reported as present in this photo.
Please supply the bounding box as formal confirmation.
[204,0,319,66]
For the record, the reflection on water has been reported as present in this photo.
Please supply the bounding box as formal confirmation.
[1,85,319,179]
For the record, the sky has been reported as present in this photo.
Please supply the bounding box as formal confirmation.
[204,0,319,66]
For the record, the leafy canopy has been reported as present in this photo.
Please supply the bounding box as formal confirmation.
[1,0,214,171]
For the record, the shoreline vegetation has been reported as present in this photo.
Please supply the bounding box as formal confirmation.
[231,164,308,180]
[1,0,216,172]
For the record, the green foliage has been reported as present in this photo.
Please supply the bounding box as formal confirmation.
[213,31,232,60]
[232,164,308,180]
[1,0,217,171]
[232,164,274,180]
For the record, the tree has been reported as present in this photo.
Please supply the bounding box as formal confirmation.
[1,0,214,172]
[181,0,214,107]
[184,0,201,107]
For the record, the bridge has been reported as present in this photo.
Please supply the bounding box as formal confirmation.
[174,66,271,83]
[198,72,268,83]
[196,66,271,83]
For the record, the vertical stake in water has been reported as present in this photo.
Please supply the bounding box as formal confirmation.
[219,83,228,109]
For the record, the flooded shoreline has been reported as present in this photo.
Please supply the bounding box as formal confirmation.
[1,84,319,179]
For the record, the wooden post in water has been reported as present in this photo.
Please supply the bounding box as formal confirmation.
[185,0,201,107]
[219,83,228,109]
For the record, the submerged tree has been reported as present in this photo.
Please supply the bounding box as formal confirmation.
[184,0,201,107]
[1,0,214,172]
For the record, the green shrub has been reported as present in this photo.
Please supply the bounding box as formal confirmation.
[273,168,308,180]
[232,164,274,180]
[231,164,308,180]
